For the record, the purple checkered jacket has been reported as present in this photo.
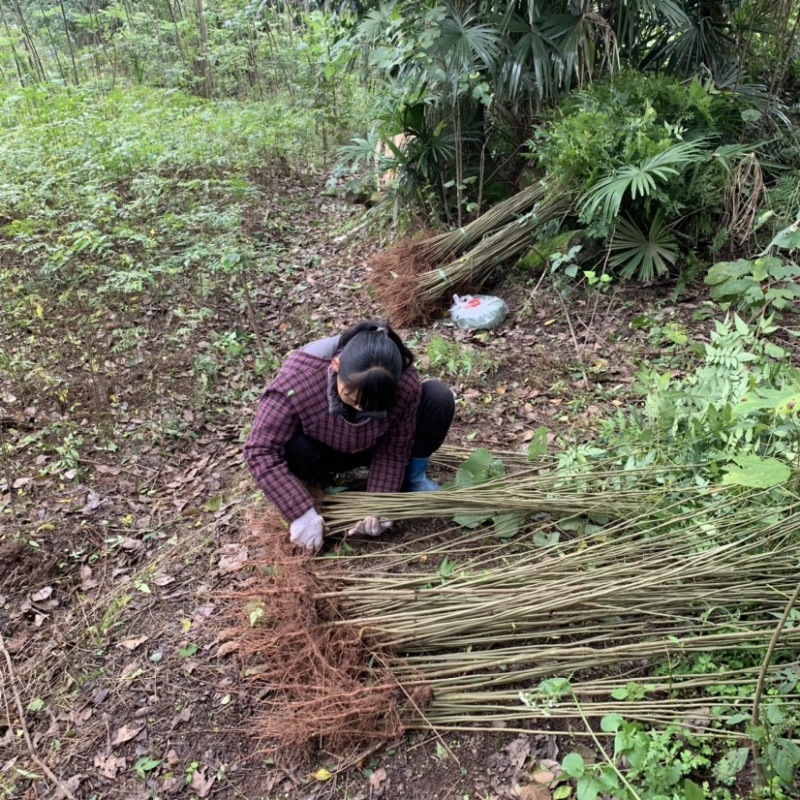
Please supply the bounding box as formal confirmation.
[244,346,422,522]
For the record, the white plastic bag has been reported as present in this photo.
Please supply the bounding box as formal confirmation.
[450,294,509,330]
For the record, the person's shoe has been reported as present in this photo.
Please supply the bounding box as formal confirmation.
[402,457,440,492]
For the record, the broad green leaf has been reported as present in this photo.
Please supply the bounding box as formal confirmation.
[714,747,749,782]
[725,712,751,726]
[134,757,162,779]
[553,787,572,800]
[721,456,791,488]
[493,513,520,539]
[765,701,785,724]
[533,530,561,547]
[249,607,264,626]
[769,741,796,784]
[539,677,572,698]
[600,713,623,732]
[751,256,782,281]
[710,276,759,303]
[203,495,222,512]
[575,775,599,800]
[734,388,800,416]
[767,222,800,251]
[561,752,585,778]
[705,259,752,286]
[684,778,705,800]
[527,426,549,460]
[460,447,494,475]
[453,512,491,528]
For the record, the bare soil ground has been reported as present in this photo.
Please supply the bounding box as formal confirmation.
[0,173,706,800]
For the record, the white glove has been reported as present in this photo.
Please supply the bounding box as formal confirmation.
[289,508,325,553]
[347,516,393,537]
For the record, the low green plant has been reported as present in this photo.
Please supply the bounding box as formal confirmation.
[426,336,479,378]
[529,72,763,282]
[706,216,800,319]
[585,312,800,489]
[446,447,526,539]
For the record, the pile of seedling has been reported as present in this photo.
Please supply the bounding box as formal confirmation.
[230,450,800,765]
[371,181,575,323]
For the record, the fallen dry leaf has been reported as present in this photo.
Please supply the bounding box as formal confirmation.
[573,742,596,764]
[213,641,239,658]
[111,723,143,746]
[218,545,248,573]
[55,774,82,799]
[1,756,18,774]
[506,736,532,769]
[121,537,143,551]
[120,660,142,679]
[71,706,93,725]
[80,565,99,591]
[5,634,28,654]
[96,464,122,475]
[30,586,53,603]
[118,635,148,651]
[162,775,182,794]
[516,784,550,800]
[369,767,387,789]
[94,753,126,780]
[190,767,215,798]
[81,490,102,513]
[531,771,556,784]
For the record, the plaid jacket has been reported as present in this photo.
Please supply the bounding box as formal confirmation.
[244,349,422,521]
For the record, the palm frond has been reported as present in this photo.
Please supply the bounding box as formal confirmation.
[581,138,709,222]
[498,15,560,103]
[438,4,502,76]
[609,213,679,282]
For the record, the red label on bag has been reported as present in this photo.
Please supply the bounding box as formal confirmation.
[467,298,482,307]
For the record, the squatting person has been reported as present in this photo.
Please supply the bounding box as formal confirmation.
[244,320,455,552]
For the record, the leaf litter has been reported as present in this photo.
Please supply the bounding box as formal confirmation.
[0,166,708,799]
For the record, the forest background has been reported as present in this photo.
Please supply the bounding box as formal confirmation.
[1,1,800,800]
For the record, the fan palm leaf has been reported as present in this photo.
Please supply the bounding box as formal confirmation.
[609,212,679,282]
[581,138,709,223]
[438,3,502,78]
[498,14,560,103]
[612,0,690,52]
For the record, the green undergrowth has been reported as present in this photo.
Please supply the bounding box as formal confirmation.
[0,84,332,482]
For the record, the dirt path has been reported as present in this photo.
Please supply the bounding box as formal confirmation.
[1,172,694,799]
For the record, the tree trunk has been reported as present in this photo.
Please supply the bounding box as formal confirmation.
[11,0,46,81]
[0,1,27,84]
[165,0,188,72]
[57,0,80,84]
[35,0,67,82]
[195,0,214,97]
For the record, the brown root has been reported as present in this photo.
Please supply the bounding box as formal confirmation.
[369,241,430,326]
[221,510,414,763]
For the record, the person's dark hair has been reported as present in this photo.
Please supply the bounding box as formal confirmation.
[335,321,414,412]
